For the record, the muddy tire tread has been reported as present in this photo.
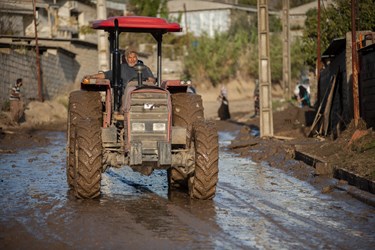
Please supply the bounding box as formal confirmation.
[67,91,101,186]
[169,93,204,187]
[66,90,102,196]
[74,121,102,198]
[189,120,219,200]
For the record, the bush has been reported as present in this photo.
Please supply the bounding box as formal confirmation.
[183,30,291,86]
[1,100,10,112]
[184,32,243,87]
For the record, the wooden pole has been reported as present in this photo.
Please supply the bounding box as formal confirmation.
[183,3,190,48]
[32,0,43,102]
[351,0,359,127]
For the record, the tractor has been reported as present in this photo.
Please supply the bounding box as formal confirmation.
[66,16,219,200]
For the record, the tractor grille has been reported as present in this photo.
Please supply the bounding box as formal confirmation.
[129,91,170,152]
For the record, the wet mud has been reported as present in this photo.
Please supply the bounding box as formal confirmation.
[0,130,374,249]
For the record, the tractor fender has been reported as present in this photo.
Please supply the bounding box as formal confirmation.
[161,80,192,94]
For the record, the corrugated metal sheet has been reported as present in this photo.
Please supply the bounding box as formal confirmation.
[359,43,375,129]
[318,34,375,134]
[319,50,349,136]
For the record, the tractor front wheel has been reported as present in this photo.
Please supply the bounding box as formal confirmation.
[72,120,102,199]
[188,120,219,200]
[66,90,102,198]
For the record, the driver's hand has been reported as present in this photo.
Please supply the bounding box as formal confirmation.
[82,75,91,84]
[146,77,156,84]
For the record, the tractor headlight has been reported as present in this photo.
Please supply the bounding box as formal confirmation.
[132,123,145,132]
[153,123,166,131]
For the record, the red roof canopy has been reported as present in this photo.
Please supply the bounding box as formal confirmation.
[92,16,182,33]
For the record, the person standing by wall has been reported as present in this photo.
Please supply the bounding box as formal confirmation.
[9,78,24,124]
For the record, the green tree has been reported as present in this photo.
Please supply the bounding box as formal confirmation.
[183,6,291,86]
[129,0,168,18]
[302,0,375,70]
[184,31,243,86]
[290,37,307,79]
[238,0,257,6]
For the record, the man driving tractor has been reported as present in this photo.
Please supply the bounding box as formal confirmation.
[84,50,156,85]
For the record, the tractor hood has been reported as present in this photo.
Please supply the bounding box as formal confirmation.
[92,16,182,34]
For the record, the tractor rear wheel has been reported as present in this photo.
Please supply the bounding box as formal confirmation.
[171,93,204,146]
[169,93,204,189]
[188,120,219,200]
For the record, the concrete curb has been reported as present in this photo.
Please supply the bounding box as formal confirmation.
[295,149,375,207]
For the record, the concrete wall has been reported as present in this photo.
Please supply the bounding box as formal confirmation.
[0,42,99,108]
[59,41,100,86]
[168,0,232,38]
[0,48,72,105]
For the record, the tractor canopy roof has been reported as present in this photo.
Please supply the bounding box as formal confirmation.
[92,16,182,34]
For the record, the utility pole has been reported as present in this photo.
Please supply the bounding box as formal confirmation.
[282,0,291,99]
[97,0,109,71]
[183,3,190,48]
[351,0,359,127]
[257,0,274,137]
[32,0,43,102]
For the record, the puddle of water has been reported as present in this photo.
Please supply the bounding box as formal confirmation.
[0,130,374,249]
[218,131,237,146]
[215,142,375,249]
[102,168,168,199]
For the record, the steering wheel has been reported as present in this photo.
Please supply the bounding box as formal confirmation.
[128,77,148,83]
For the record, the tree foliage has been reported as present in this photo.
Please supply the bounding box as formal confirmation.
[302,0,375,69]
[128,0,168,18]
[238,0,314,9]
[290,37,307,80]
[183,9,290,86]
[184,32,243,86]
[124,0,311,86]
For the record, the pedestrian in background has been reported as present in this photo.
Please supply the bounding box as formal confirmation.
[217,85,230,120]
[294,78,311,108]
[9,78,24,124]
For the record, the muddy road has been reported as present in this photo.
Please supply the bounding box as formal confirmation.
[0,130,374,249]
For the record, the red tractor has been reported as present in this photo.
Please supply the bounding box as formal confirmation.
[66,16,219,200]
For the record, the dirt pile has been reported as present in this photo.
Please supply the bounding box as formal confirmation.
[227,102,375,184]
[0,99,67,130]
[24,100,67,127]
[0,99,67,152]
